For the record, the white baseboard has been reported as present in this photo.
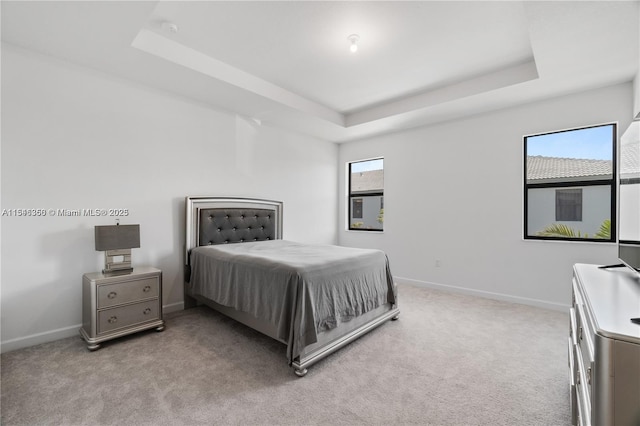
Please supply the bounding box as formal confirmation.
[163,301,184,314]
[1,324,81,354]
[1,302,186,354]
[396,276,570,312]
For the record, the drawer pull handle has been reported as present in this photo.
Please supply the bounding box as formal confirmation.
[108,291,117,299]
[143,308,151,315]
[143,285,151,293]
[108,316,118,324]
[576,369,581,385]
[587,367,592,385]
[578,326,583,341]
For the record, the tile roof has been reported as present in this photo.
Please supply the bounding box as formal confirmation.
[526,156,612,182]
[620,140,639,179]
[351,169,384,192]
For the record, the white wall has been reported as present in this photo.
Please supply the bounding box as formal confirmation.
[339,82,634,310]
[0,44,338,352]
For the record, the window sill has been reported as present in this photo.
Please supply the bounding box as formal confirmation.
[522,237,616,245]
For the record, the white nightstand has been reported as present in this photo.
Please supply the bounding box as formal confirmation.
[79,266,165,350]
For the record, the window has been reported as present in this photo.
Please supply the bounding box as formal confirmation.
[524,123,616,241]
[556,189,582,221]
[352,199,363,218]
[348,158,384,231]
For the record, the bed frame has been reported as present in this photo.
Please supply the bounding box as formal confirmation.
[184,196,399,377]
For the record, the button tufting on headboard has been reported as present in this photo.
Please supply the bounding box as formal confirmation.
[198,208,277,246]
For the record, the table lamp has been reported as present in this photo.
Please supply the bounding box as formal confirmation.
[95,224,140,275]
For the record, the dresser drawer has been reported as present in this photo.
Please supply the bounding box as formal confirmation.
[97,277,159,308]
[575,349,592,426]
[97,299,159,334]
[570,307,578,347]
[575,302,594,400]
[568,336,578,426]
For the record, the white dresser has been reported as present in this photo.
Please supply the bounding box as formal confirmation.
[80,266,165,350]
[569,264,640,426]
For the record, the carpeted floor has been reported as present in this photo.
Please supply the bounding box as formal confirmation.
[1,283,570,425]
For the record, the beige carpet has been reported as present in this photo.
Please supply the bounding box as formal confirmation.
[1,283,570,425]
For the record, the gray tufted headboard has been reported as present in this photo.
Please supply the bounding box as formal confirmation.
[184,197,283,282]
[198,208,277,245]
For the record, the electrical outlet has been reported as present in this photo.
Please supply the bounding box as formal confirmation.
[435,259,442,267]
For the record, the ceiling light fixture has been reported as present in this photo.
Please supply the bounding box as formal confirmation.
[347,34,359,53]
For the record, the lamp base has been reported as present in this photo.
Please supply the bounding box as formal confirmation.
[103,249,133,276]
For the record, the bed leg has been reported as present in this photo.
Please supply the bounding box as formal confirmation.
[392,313,400,320]
[294,367,308,378]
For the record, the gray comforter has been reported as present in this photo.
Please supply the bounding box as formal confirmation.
[189,240,396,363]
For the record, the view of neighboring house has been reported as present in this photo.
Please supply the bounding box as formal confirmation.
[526,155,612,237]
[350,169,384,230]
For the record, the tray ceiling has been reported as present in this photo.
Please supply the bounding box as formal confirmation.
[2,1,638,142]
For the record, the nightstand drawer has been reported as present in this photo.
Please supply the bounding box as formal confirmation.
[97,300,159,334]
[97,277,159,308]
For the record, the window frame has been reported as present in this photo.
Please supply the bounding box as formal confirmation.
[348,157,384,232]
[523,123,617,242]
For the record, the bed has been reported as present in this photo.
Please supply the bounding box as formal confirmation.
[184,196,399,376]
